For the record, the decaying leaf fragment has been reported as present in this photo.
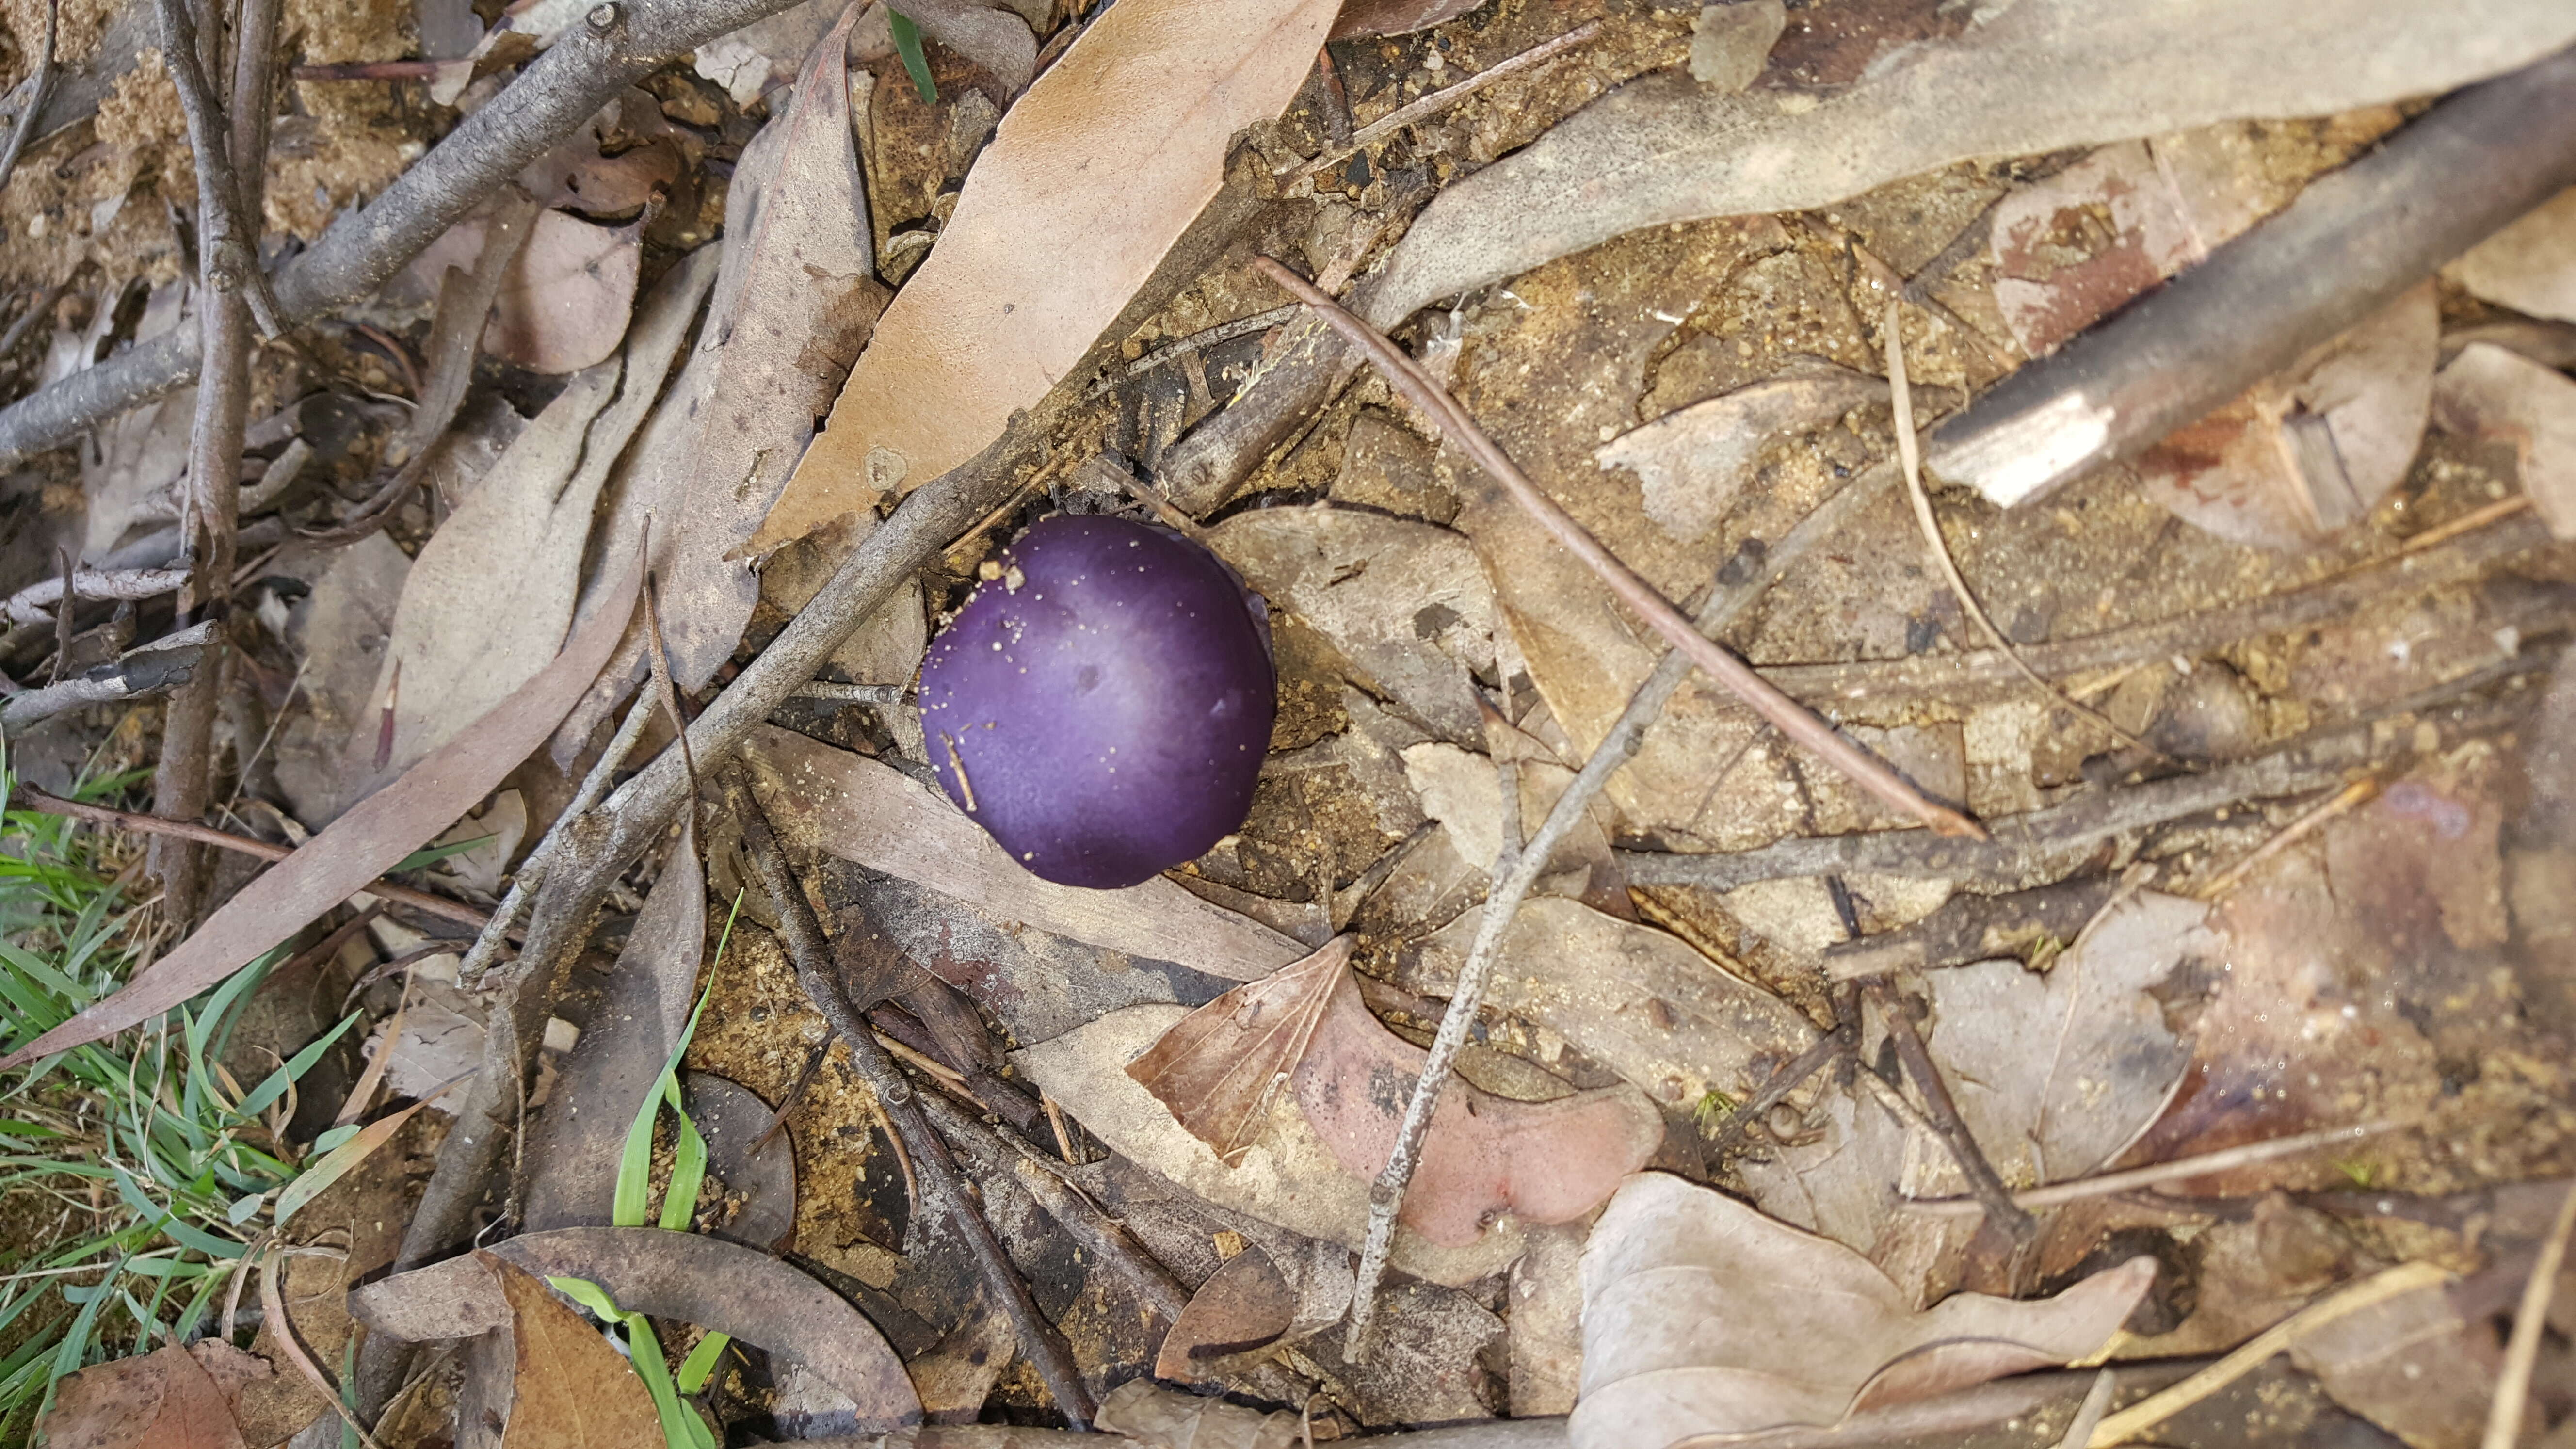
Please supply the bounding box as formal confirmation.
[2445,185,2576,324]
[1573,1173,2156,1449]
[36,1344,254,1449]
[483,209,643,374]
[2132,283,2438,549]
[1131,934,1665,1246]
[2431,341,2576,539]
[1595,364,1885,542]
[1128,937,1350,1163]
[485,1255,666,1449]
[752,0,1342,548]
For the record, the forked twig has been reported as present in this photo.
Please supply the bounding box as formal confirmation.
[1255,258,1981,838]
[725,765,1096,1429]
[149,0,285,338]
[1862,977,2037,1244]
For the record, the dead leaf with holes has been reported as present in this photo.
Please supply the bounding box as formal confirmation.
[1573,1173,2157,1449]
[752,0,1342,549]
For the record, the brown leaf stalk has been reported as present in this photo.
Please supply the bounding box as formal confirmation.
[725,765,1097,1429]
[1255,257,1984,839]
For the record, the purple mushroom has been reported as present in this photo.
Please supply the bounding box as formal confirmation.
[919,514,1276,889]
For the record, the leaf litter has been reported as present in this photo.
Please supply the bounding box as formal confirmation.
[9,0,2576,1446]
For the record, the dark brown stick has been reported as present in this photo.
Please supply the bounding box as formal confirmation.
[1862,977,2037,1244]
[728,767,1096,1430]
[1254,256,1984,840]
[0,0,815,471]
[1702,1024,1852,1162]
[16,785,492,929]
[149,0,282,337]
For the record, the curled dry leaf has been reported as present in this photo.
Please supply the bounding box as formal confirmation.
[743,725,1306,981]
[2445,185,2576,324]
[353,1227,921,1427]
[1594,364,1885,542]
[2132,282,2438,550]
[591,2,886,696]
[753,0,1342,549]
[2431,341,2576,539]
[1130,934,1665,1246]
[36,1345,248,1449]
[356,247,718,785]
[0,558,642,1069]
[1361,0,2576,329]
[483,209,643,374]
[1573,1173,2157,1449]
[1207,506,1497,747]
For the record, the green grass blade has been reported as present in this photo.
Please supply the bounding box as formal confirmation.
[545,1275,621,1320]
[888,9,936,102]
[675,1331,729,1394]
[658,1078,705,1232]
[614,895,740,1229]
[620,1310,708,1449]
[231,1009,362,1123]
[387,836,493,873]
[275,1076,467,1225]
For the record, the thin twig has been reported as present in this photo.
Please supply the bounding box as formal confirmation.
[15,785,490,929]
[2480,1176,2576,1449]
[791,680,905,704]
[0,0,59,199]
[1302,20,1602,177]
[1883,299,2159,759]
[454,690,657,987]
[2192,778,2378,901]
[149,0,284,337]
[2088,1261,2449,1447]
[259,1245,388,1449]
[726,766,1096,1429]
[45,547,71,684]
[1118,306,1298,382]
[4,567,193,627]
[2053,1369,2118,1449]
[1862,977,2037,1244]
[1701,1028,1849,1161]
[1901,1119,2412,1217]
[1256,257,1982,839]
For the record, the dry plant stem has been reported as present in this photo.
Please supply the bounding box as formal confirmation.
[1304,20,1603,177]
[2194,777,2378,901]
[2054,1370,2118,1449]
[0,0,815,470]
[1256,257,1982,839]
[0,0,59,197]
[227,0,283,227]
[4,567,192,626]
[17,784,490,928]
[728,770,1097,1430]
[917,1089,1192,1325]
[1903,1119,2409,1217]
[1882,299,2156,759]
[2481,1176,2576,1449]
[1863,977,2037,1243]
[259,1246,389,1449]
[149,0,281,337]
[2088,1260,2449,1447]
[454,690,656,986]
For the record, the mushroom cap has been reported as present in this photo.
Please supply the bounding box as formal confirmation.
[919,514,1276,889]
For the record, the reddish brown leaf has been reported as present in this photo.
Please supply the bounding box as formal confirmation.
[37,1346,247,1449]
[0,560,641,1069]
[483,210,643,374]
[1152,1247,1297,1383]
[1127,937,1351,1164]
[488,1255,665,1449]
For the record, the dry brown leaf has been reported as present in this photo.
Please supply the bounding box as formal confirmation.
[1362,0,2576,330]
[1015,1005,1530,1286]
[2445,185,2576,325]
[486,1254,667,1449]
[2432,340,2576,539]
[743,725,1307,980]
[751,0,1341,550]
[1128,937,1352,1163]
[1152,1245,1300,1382]
[483,209,643,374]
[0,559,641,1068]
[2132,282,2438,550]
[1289,952,1665,1244]
[358,247,718,783]
[1594,365,1885,542]
[590,3,885,694]
[1573,1173,2157,1449]
[37,1345,247,1449]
